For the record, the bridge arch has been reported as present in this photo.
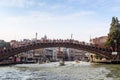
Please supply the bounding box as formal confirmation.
[0,39,112,60]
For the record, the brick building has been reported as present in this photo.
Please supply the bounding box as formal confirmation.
[90,36,107,47]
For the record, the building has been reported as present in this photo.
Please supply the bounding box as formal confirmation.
[0,40,10,49]
[44,48,54,61]
[68,49,89,61]
[90,36,107,47]
[89,36,108,62]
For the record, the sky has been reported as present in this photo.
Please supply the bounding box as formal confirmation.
[0,0,120,42]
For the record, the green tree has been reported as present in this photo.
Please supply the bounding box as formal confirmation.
[106,17,120,51]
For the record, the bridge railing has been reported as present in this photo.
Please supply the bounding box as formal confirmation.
[35,39,88,45]
[0,39,106,52]
[0,39,111,51]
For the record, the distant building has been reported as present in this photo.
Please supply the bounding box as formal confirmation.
[10,40,18,47]
[44,48,53,61]
[90,36,107,47]
[41,35,47,40]
[69,49,89,61]
[0,40,10,49]
[0,40,4,43]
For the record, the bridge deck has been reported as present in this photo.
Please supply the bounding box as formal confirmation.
[0,39,118,61]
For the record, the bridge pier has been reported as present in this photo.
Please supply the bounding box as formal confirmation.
[90,55,94,62]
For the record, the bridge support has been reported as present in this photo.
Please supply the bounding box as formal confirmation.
[90,55,94,62]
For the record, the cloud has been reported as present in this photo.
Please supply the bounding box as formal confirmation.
[0,0,47,8]
[0,10,107,42]
[38,2,47,7]
[70,11,95,17]
[50,4,66,10]
[66,0,87,3]
[111,7,120,12]
[0,0,25,7]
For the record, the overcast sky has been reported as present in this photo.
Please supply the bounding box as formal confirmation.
[0,0,120,42]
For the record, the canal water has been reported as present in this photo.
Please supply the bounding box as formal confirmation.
[0,61,120,80]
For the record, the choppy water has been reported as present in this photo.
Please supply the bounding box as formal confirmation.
[0,61,120,80]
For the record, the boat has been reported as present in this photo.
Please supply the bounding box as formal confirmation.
[75,60,80,63]
[59,60,65,66]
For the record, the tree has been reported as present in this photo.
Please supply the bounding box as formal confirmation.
[106,17,120,51]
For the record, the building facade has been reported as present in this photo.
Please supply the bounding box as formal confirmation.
[90,36,107,47]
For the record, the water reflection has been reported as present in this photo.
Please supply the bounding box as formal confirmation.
[0,62,119,80]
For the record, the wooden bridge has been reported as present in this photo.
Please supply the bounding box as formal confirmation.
[0,39,120,62]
